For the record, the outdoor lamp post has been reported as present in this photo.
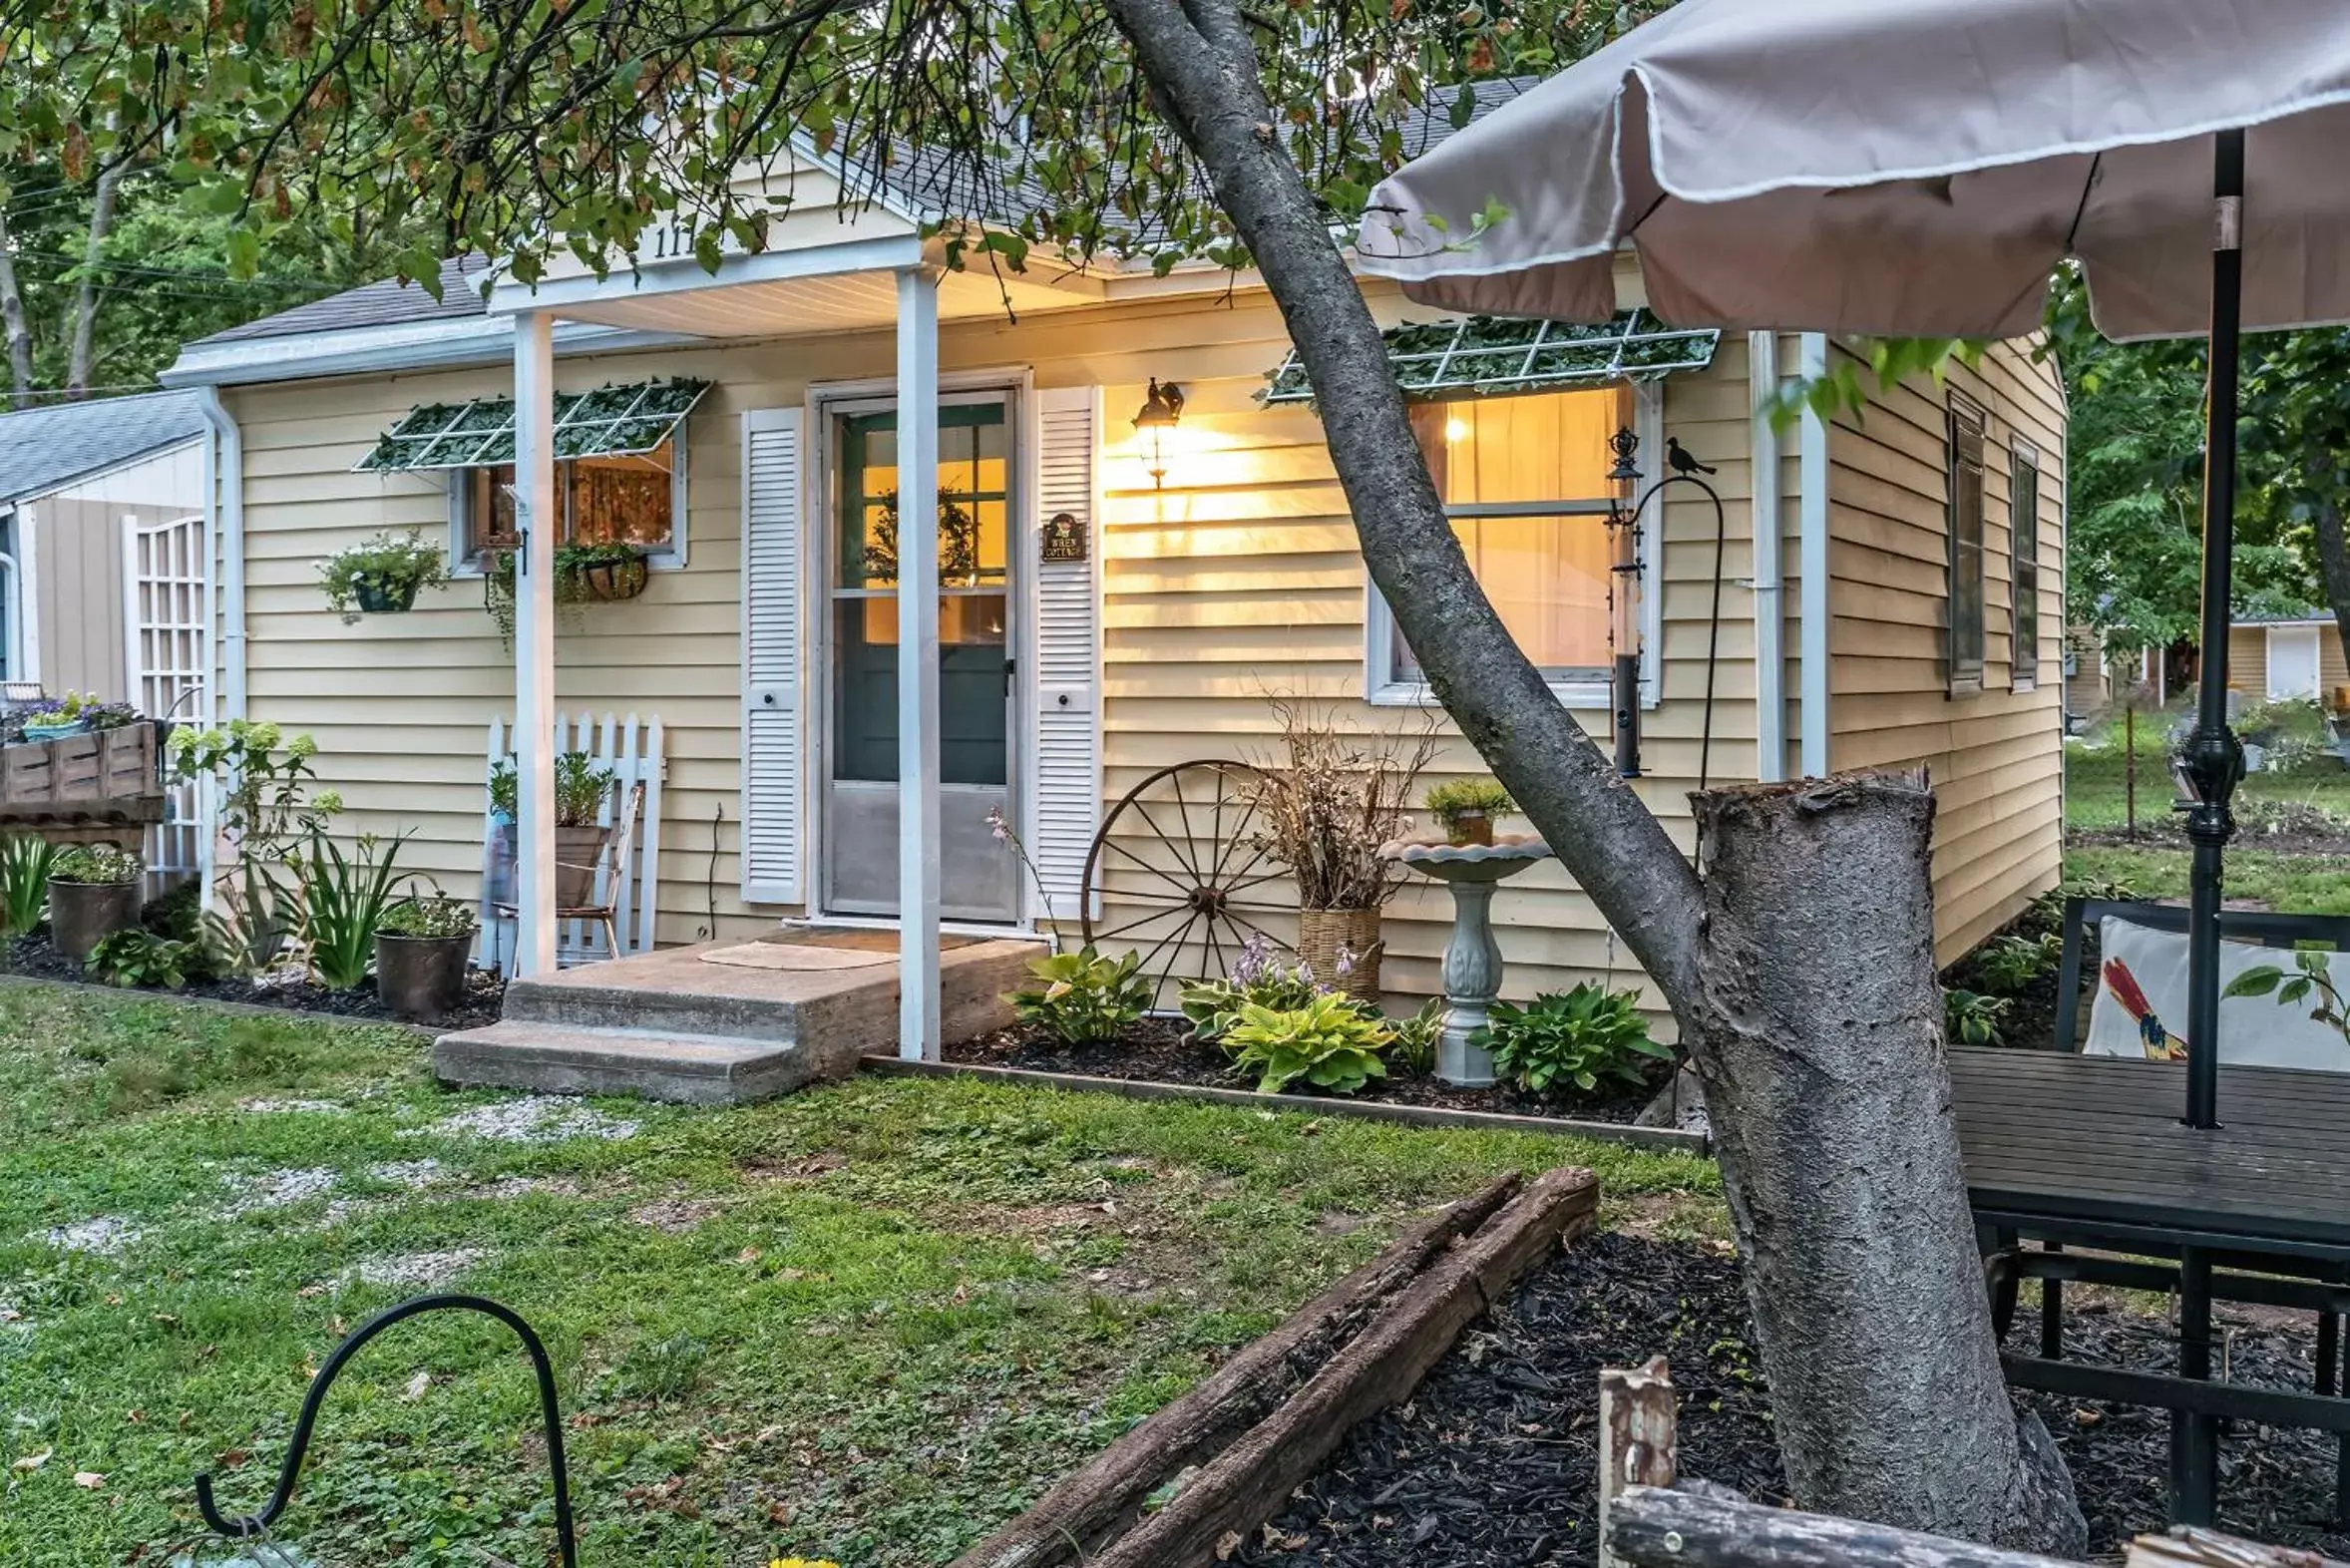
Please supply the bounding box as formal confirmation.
[1131,378,1186,489]
[1605,426,1647,778]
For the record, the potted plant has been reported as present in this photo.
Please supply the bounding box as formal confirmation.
[48,843,143,962]
[375,896,478,1020]
[319,531,451,622]
[20,694,89,741]
[1424,777,1517,847]
[560,541,651,603]
[1245,696,1435,1002]
[484,752,617,905]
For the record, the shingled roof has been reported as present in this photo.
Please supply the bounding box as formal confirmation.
[0,390,210,505]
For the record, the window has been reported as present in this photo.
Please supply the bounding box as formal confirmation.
[2011,442,2042,691]
[1371,384,1632,703]
[451,435,686,571]
[1946,397,1987,693]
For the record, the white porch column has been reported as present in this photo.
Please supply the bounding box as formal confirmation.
[896,267,943,1060]
[513,310,560,977]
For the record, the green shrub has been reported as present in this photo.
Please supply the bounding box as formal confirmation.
[86,930,192,989]
[0,834,55,937]
[1224,990,1392,1095]
[1945,988,2010,1046]
[488,752,618,827]
[1973,932,2062,994]
[1473,983,1669,1096]
[1008,946,1151,1043]
[296,831,412,989]
[1178,945,1322,1042]
[51,844,141,885]
[377,896,478,940]
[1384,995,1445,1075]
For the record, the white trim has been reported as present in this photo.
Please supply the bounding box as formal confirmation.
[488,233,925,316]
[4,435,207,511]
[447,422,692,578]
[1750,330,1786,782]
[193,388,243,723]
[895,266,943,1062]
[1365,381,1663,710]
[512,310,560,977]
[1797,332,1830,777]
[14,504,39,691]
[163,315,704,390]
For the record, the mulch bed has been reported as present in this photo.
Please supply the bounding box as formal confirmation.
[0,933,506,1032]
[1234,1233,2350,1566]
[943,1018,1671,1125]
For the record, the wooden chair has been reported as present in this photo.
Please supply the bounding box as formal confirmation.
[491,781,644,964]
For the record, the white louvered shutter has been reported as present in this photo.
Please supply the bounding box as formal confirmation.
[1029,386,1103,922]
[740,408,806,906]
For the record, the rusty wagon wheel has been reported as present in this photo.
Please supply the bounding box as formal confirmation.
[1079,758,1291,1008]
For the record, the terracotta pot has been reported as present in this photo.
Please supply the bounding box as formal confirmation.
[49,878,140,963]
[1297,906,1382,1002]
[554,824,611,908]
[575,558,648,602]
[353,576,421,614]
[376,932,473,1021]
[1443,810,1495,847]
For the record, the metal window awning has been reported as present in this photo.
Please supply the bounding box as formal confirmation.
[1262,309,1719,404]
[353,378,710,473]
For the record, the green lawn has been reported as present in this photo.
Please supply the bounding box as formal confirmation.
[0,984,1716,1568]
[2065,749,2350,834]
[2064,749,2350,912]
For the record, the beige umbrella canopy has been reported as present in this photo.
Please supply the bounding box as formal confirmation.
[1360,0,2350,340]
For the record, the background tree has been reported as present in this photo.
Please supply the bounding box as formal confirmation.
[0,0,2083,1545]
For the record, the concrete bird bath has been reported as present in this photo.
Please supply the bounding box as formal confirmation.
[1380,835,1551,1086]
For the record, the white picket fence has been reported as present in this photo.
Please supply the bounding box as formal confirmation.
[477,712,666,971]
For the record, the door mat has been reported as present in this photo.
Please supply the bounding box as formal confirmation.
[698,943,897,973]
[759,926,989,955]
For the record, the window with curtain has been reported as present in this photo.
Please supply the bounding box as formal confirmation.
[1946,398,1988,694]
[451,436,684,570]
[1379,385,1627,695]
[2011,443,2042,691]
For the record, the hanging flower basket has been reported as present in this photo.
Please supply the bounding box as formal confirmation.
[318,531,449,623]
[353,576,422,614]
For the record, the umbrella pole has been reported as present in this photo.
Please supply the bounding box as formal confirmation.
[2172,124,2248,1532]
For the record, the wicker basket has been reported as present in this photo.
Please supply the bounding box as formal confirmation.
[1297,906,1382,1002]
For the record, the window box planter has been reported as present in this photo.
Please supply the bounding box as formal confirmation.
[0,723,162,817]
[22,720,85,742]
[571,555,649,602]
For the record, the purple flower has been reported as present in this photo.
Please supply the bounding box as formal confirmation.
[1334,944,1357,979]
[1231,931,1277,988]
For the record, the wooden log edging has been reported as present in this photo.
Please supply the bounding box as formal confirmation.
[867,1054,1711,1153]
[951,1172,1526,1568]
[956,1166,1600,1568]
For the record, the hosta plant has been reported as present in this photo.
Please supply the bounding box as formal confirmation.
[1945,987,2011,1047]
[1007,945,1151,1044]
[1474,983,1671,1097]
[1179,933,1324,1041]
[1224,990,1392,1096]
[1972,932,2062,994]
[86,930,193,989]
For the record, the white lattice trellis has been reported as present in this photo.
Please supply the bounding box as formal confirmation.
[478,711,665,970]
[124,512,207,894]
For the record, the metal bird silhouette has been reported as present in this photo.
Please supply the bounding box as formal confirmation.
[1667,438,1718,477]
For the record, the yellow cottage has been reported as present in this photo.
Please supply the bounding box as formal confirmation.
[161,152,2068,1052]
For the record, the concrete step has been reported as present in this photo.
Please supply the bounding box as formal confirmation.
[432,1020,830,1105]
[499,969,827,1043]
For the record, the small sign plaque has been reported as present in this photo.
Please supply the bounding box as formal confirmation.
[1040,511,1088,564]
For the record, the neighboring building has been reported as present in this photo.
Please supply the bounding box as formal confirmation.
[160,154,2069,1026]
[2227,610,2349,707]
[0,390,211,711]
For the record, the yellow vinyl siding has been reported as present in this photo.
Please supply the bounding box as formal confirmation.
[1824,338,2067,964]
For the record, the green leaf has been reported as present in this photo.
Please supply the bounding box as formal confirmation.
[2224,966,2285,998]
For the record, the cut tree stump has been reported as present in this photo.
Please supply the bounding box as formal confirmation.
[955,1165,1600,1568]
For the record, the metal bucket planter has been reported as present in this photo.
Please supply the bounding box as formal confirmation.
[49,877,140,962]
[574,557,648,602]
[554,824,610,908]
[376,932,472,1020]
[352,575,421,614]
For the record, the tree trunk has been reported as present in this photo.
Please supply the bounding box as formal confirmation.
[0,206,35,408]
[65,159,123,400]
[2312,496,2350,702]
[1691,774,2083,1554]
[1095,0,2084,1544]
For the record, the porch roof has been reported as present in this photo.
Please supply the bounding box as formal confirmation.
[353,377,709,473]
[1261,308,1720,404]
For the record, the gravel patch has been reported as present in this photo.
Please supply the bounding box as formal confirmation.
[218,1167,341,1218]
[628,1198,726,1234]
[38,1217,141,1256]
[366,1159,448,1191]
[417,1096,641,1145]
[470,1174,585,1201]
[343,1248,491,1289]
[235,1097,348,1116]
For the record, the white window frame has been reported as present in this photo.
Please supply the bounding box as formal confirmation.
[2010,437,2042,693]
[448,423,691,577]
[1366,380,1663,711]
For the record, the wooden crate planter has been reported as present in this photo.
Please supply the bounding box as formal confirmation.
[0,723,164,823]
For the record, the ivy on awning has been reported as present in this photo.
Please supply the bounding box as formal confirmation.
[1262,309,1718,404]
[353,378,710,473]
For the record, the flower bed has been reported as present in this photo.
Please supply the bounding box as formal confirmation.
[943,1016,1674,1125]
[2,933,506,1031]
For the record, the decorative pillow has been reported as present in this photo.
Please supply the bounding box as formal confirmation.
[2085,916,2350,1072]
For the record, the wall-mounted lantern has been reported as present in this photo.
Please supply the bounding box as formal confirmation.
[1131,378,1186,489]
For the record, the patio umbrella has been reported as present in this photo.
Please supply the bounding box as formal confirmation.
[1360,0,2350,1140]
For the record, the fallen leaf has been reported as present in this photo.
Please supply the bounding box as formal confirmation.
[105,1294,123,1307]
[1213,1531,1243,1562]
[2073,1407,2104,1427]
[402,1371,432,1401]
[126,1410,144,1424]
[74,1471,106,1488]
[0,1307,22,1324]
[735,1246,761,1264]
[12,1448,50,1473]
[150,1314,179,1327]
[766,1498,791,1525]
[214,1448,248,1469]
[296,1283,329,1299]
